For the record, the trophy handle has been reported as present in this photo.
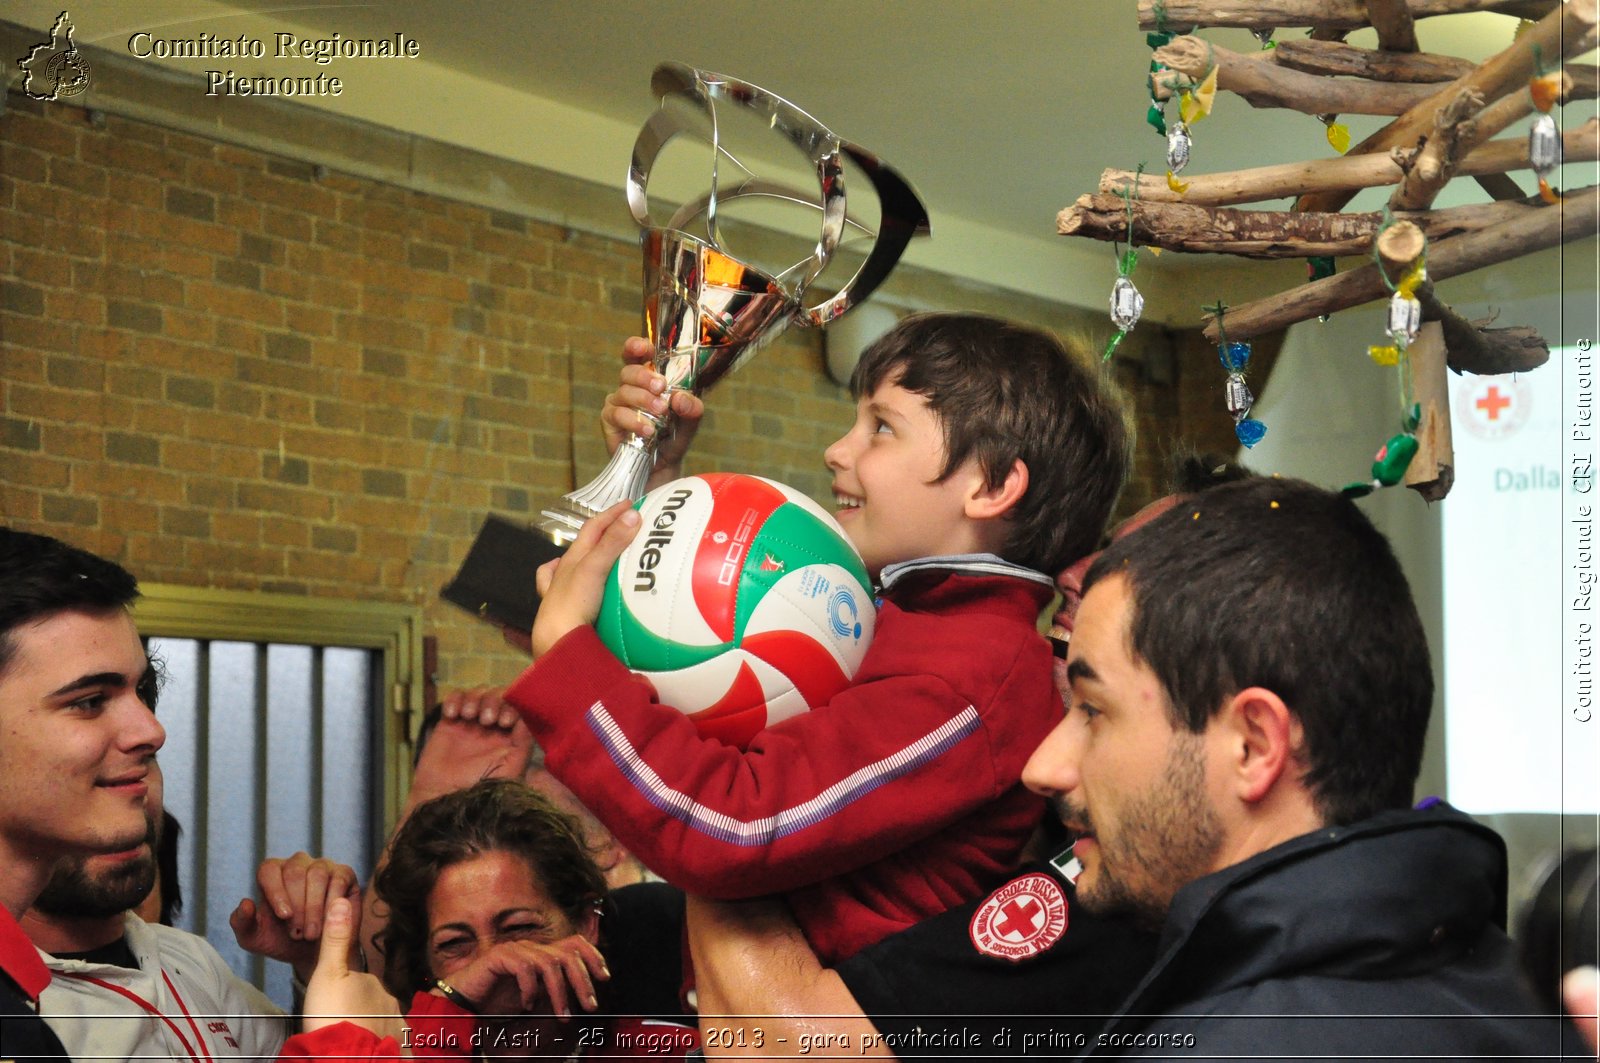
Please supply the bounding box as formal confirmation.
[629,63,848,301]
[800,143,932,327]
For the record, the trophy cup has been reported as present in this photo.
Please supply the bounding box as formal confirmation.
[443,62,930,632]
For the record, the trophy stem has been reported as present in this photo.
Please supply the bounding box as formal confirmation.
[536,433,658,545]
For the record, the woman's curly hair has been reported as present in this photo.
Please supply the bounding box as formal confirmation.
[372,778,606,999]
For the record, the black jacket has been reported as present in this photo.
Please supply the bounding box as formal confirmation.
[1092,804,1580,1060]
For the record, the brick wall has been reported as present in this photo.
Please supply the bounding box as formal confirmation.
[1,92,1243,686]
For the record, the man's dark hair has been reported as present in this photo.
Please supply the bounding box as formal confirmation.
[1168,450,1255,495]
[1084,477,1433,825]
[0,528,139,677]
[852,312,1130,573]
[154,811,184,925]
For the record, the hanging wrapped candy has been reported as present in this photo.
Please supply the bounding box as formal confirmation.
[1529,114,1561,176]
[1368,258,1426,366]
[1526,65,1564,203]
[1104,247,1143,360]
[1104,168,1147,362]
[1111,272,1143,331]
[1166,122,1191,193]
[1208,303,1267,448]
[1343,406,1422,497]
[1348,221,1427,496]
[1530,112,1563,203]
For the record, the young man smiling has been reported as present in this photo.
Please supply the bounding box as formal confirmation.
[0,528,166,1061]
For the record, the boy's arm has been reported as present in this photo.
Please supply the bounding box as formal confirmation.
[516,536,1045,896]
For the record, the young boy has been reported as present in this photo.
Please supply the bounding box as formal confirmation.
[510,312,1129,962]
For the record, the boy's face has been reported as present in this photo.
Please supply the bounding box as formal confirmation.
[824,373,990,579]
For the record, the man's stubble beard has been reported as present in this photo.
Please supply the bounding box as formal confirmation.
[32,812,160,920]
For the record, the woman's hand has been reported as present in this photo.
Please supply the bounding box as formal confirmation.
[436,935,609,1020]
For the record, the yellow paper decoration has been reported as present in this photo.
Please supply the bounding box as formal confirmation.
[1326,122,1351,154]
[1166,170,1190,194]
[1368,345,1401,366]
[1396,260,1426,299]
[1180,66,1218,125]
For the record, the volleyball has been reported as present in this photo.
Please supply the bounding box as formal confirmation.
[596,472,875,747]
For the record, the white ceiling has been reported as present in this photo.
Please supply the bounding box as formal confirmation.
[216,0,1526,236]
[7,1,1563,314]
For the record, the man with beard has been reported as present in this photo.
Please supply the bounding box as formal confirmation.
[22,753,300,1063]
[1,551,361,1063]
[0,529,166,1062]
[1020,476,1577,1057]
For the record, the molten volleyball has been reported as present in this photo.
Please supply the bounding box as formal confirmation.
[596,472,875,748]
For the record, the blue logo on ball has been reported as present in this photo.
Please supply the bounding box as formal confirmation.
[829,589,861,640]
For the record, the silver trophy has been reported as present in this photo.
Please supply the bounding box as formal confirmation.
[535,61,931,544]
[444,63,928,631]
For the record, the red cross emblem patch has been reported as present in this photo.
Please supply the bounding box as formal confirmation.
[968,872,1068,962]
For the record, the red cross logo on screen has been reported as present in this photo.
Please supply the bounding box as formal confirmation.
[1456,377,1530,441]
[1476,386,1512,421]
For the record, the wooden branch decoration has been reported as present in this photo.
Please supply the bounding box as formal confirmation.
[1270,38,1472,82]
[1200,186,1597,345]
[1152,35,1438,114]
[1473,173,1528,201]
[1297,0,1599,213]
[1098,118,1598,207]
[1415,286,1550,375]
[1389,86,1485,210]
[1364,0,1419,52]
[1137,0,1558,33]
[1375,219,1428,276]
[1059,190,1562,258]
[1373,222,1550,377]
[1404,322,1455,502]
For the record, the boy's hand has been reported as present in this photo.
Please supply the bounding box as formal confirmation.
[530,501,641,658]
[602,336,704,489]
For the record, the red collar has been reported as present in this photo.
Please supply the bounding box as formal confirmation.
[0,905,50,1000]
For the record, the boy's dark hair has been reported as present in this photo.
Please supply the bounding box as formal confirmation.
[0,528,139,678]
[852,312,1130,572]
[1084,477,1433,826]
